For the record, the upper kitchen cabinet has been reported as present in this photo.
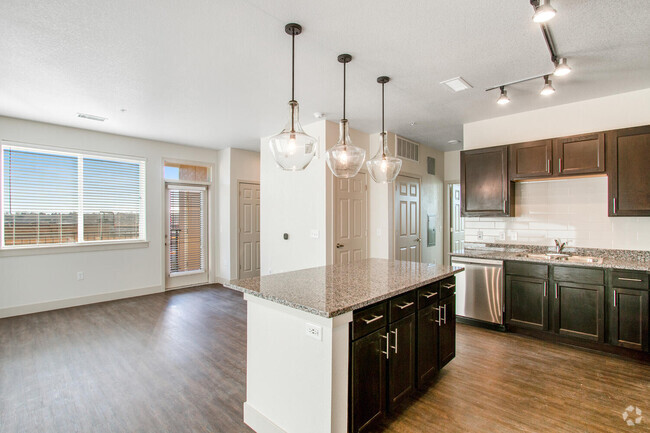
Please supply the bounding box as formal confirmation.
[553,132,605,176]
[461,146,514,217]
[607,125,650,216]
[509,139,553,180]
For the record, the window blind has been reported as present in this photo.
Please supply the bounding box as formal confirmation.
[1,142,146,248]
[168,187,205,275]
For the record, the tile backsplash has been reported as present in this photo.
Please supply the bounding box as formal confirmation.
[464,176,650,251]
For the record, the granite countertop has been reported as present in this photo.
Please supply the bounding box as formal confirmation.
[225,258,464,318]
[450,244,650,272]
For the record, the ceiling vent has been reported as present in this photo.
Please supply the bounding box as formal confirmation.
[396,136,419,162]
[440,77,473,92]
[77,113,107,122]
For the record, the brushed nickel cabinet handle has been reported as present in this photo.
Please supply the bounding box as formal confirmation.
[613,198,617,214]
[559,158,563,173]
[443,304,448,325]
[503,200,506,214]
[380,333,389,359]
[618,277,643,282]
[390,329,398,354]
[546,159,550,173]
[362,314,384,324]
[614,290,617,308]
[434,307,441,325]
[423,291,438,299]
[397,301,414,310]
[543,281,547,297]
[442,284,456,289]
[555,283,559,299]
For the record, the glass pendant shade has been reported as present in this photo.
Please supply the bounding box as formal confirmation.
[269,100,318,171]
[367,132,402,184]
[326,119,366,178]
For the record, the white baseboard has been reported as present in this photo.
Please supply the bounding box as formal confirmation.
[243,402,286,433]
[0,285,162,319]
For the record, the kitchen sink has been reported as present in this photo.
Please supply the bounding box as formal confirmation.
[560,255,604,264]
[523,253,603,264]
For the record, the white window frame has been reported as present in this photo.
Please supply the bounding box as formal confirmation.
[0,140,147,251]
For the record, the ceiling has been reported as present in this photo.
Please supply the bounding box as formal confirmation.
[1,1,649,152]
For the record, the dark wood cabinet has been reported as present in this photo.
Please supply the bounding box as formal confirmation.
[461,146,513,216]
[387,315,415,410]
[509,139,553,180]
[553,132,605,176]
[552,281,605,343]
[438,295,456,368]
[607,125,650,216]
[505,275,549,331]
[608,287,649,352]
[350,328,386,433]
[416,304,439,389]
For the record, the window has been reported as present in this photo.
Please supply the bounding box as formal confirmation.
[164,162,210,182]
[1,142,146,248]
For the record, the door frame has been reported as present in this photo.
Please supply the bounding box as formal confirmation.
[329,170,369,265]
[237,180,261,279]
[161,157,214,290]
[393,173,422,262]
[443,180,460,266]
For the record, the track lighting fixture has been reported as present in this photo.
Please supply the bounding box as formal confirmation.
[540,75,555,96]
[553,57,572,76]
[269,23,318,171]
[532,0,557,23]
[496,86,510,105]
[325,54,366,178]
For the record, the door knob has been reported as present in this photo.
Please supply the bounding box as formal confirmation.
[415,238,421,242]
[336,243,344,249]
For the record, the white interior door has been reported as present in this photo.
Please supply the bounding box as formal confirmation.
[395,175,421,262]
[334,173,367,264]
[166,185,208,289]
[238,182,261,279]
[450,183,465,253]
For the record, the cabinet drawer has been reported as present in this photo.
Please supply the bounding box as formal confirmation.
[352,302,387,340]
[611,271,649,290]
[439,277,456,299]
[507,261,548,279]
[389,291,417,323]
[417,283,440,309]
[553,266,604,286]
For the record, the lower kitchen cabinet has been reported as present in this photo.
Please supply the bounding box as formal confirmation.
[438,295,456,368]
[388,315,416,410]
[505,275,549,331]
[552,281,605,343]
[416,304,439,389]
[350,328,386,433]
[608,287,649,352]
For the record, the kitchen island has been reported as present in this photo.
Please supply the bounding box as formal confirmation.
[225,258,463,433]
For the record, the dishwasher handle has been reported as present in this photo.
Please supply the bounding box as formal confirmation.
[451,257,504,267]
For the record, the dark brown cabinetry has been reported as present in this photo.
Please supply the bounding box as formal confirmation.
[416,304,439,388]
[607,271,649,352]
[460,146,513,217]
[552,281,605,343]
[509,139,553,180]
[388,315,415,409]
[350,328,386,433]
[607,125,650,216]
[438,294,456,368]
[506,275,549,331]
[553,132,605,176]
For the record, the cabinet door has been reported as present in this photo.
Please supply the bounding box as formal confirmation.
[554,132,605,176]
[608,287,649,352]
[416,304,439,390]
[350,328,386,433]
[505,275,549,331]
[461,146,513,216]
[387,315,415,411]
[552,282,605,342]
[438,295,456,368]
[509,139,553,180]
[608,125,650,216]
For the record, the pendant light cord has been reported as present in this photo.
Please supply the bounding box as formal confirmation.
[343,61,346,120]
[381,82,386,157]
[291,33,295,102]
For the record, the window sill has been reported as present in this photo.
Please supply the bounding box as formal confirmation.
[0,240,150,257]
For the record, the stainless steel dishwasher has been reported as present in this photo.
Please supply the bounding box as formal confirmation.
[451,257,504,325]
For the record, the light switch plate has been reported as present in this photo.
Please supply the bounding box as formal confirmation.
[305,323,322,341]
[310,229,319,239]
[477,231,484,240]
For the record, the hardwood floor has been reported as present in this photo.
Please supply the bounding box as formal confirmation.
[2,285,650,432]
[0,285,252,433]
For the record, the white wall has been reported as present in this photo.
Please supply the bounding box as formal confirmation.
[0,116,220,315]
[443,151,460,182]
[260,120,327,275]
[460,87,650,251]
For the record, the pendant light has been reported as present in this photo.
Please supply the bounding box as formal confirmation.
[540,75,556,96]
[532,0,557,23]
[367,76,402,184]
[269,23,318,171]
[325,54,366,178]
[496,86,510,105]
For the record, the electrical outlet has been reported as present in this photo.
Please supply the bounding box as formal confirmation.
[305,323,322,341]
[477,231,484,240]
[77,271,84,281]
[510,232,518,241]
[310,229,319,239]
[499,232,506,241]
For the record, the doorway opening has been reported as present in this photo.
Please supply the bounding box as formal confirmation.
[394,175,421,262]
[238,182,261,279]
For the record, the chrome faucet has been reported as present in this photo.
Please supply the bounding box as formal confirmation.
[554,239,567,253]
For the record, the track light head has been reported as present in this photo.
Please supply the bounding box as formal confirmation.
[540,75,556,96]
[553,58,572,76]
[532,0,557,23]
[497,86,510,105]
